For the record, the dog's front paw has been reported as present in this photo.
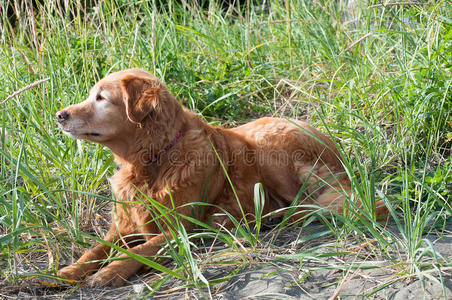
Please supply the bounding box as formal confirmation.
[87,268,126,287]
[57,265,86,283]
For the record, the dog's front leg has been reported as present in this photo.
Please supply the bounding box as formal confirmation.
[87,231,169,287]
[57,224,132,282]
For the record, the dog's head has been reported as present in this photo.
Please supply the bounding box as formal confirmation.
[57,69,176,144]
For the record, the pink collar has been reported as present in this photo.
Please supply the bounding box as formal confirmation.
[150,126,182,163]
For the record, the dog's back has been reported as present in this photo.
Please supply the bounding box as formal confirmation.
[230,117,350,213]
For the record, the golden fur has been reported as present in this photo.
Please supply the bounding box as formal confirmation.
[56,68,385,286]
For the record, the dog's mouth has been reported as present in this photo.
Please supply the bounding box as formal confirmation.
[62,130,101,138]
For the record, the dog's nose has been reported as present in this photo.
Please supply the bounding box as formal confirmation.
[56,110,70,123]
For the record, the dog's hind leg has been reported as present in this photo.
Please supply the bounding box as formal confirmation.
[315,177,389,219]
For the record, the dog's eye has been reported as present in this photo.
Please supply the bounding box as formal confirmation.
[96,94,104,101]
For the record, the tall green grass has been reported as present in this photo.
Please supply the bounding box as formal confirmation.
[0,0,450,297]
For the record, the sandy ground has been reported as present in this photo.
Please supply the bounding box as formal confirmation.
[1,220,451,299]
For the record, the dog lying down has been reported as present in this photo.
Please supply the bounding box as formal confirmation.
[56,68,387,286]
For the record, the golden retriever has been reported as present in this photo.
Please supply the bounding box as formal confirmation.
[56,68,385,286]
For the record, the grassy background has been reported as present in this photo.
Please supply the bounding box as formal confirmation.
[0,0,451,296]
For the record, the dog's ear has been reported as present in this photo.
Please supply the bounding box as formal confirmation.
[121,75,161,124]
